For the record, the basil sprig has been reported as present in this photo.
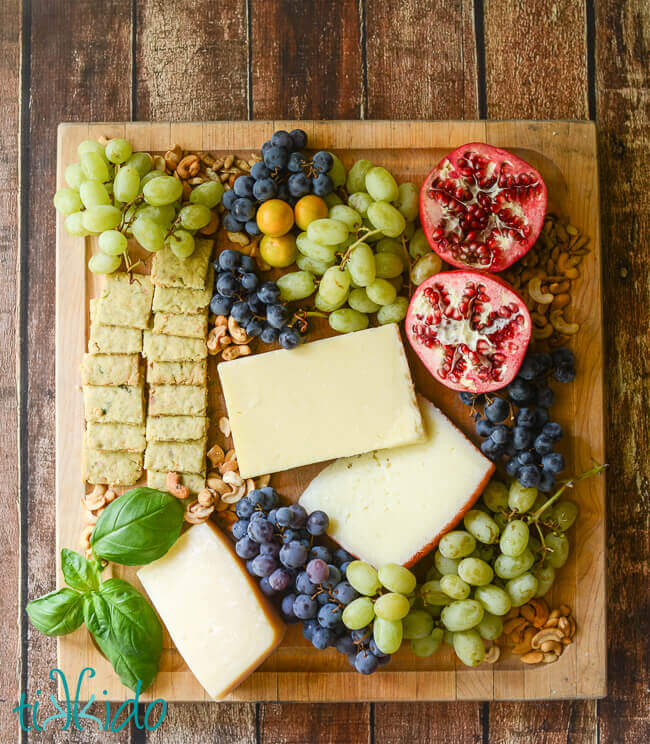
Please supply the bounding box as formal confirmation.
[25,487,183,691]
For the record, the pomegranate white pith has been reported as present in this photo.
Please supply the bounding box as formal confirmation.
[406,271,532,393]
[420,143,547,272]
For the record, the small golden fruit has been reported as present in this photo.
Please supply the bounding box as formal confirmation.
[260,234,298,268]
[256,199,294,237]
[294,195,328,231]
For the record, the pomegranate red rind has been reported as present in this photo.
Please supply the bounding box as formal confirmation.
[420,143,547,272]
[406,270,532,393]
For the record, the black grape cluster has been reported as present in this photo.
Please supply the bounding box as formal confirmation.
[461,348,577,493]
[232,489,389,675]
[209,249,303,349]
[221,128,335,236]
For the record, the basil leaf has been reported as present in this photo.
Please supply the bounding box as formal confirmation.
[98,578,163,660]
[90,487,184,566]
[83,592,112,639]
[61,548,100,592]
[26,588,84,636]
[92,633,159,692]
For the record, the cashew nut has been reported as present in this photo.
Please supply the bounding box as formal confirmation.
[222,344,251,361]
[533,323,554,340]
[206,473,231,496]
[550,310,579,335]
[166,471,190,500]
[207,325,228,354]
[484,645,501,664]
[520,650,544,664]
[512,626,537,655]
[531,627,564,649]
[207,443,225,467]
[551,293,570,311]
[228,316,250,344]
[528,277,554,304]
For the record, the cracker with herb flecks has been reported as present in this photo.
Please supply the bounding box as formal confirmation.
[148,385,207,417]
[153,310,208,339]
[151,239,213,289]
[144,437,207,474]
[152,266,213,314]
[143,330,207,362]
[83,384,144,424]
[81,354,141,386]
[86,422,146,452]
[95,272,154,329]
[146,360,207,386]
[146,415,208,442]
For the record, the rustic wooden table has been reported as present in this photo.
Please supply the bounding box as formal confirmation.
[1,1,647,742]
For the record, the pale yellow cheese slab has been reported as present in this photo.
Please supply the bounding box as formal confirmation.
[137,522,285,700]
[218,324,424,478]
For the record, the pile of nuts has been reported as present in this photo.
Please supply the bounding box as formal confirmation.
[504,214,590,347]
[499,598,576,664]
[79,485,119,556]
[165,416,270,531]
[207,315,253,361]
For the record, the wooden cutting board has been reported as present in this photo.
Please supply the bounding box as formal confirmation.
[55,120,606,702]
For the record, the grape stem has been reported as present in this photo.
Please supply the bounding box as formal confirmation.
[529,462,607,523]
[338,227,383,267]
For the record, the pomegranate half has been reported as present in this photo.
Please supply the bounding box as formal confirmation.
[406,271,532,393]
[420,143,547,271]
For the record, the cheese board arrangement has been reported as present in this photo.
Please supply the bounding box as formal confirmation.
[42,121,606,702]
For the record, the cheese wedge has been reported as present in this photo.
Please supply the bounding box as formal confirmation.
[300,395,494,567]
[218,324,424,478]
[137,522,285,700]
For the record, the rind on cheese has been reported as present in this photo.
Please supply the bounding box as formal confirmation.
[137,522,285,700]
[299,395,494,567]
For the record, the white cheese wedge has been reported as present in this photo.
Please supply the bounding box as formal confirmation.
[218,324,424,478]
[299,395,494,567]
[137,522,285,700]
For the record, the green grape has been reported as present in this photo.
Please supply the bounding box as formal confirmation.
[325,192,344,208]
[81,152,110,182]
[126,152,152,177]
[403,220,416,241]
[528,535,542,556]
[374,592,410,621]
[346,561,381,596]
[98,230,128,256]
[143,175,183,206]
[65,162,86,189]
[441,599,484,631]
[548,500,579,531]
[296,232,339,262]
[411,253,442,285]
[482,481,509,512]
[440,574,470,600]
[166,229,195,258]
[346,159,374,193]
[439,530,476,560]
[411,630,442,657]
[53,188,83,216]
[80,180,111,208]
[132,216,166,252]
[545,533,570,568]
[327,153,347,188]
[443,629,455,645]
[64,211,90,237]
[314,291,347,313]
[319,266,351,305]
[494,511,508,532]
[374,252,403,279]
[347,243,376,287]
[477,612,503,641]
[275,271,316,302]
[426,564,441,581]
[179,204,211,230]
[494,548,535,580]
[348,288,381,313]
[329,308,369,334]
[307,218,349,246]
[458,557,494,586]
[347,191,373,217]
[140,169,166,187]
[136,204,176,227]
[366,278,397,306]
[434,550,460,576]
[377,297,408,325]
[190,180,224,208]
[367,201,406,238]
[88,253,121,274]
[393,182,419,221]
[365,166,399,202]
[361,218,384,242]
[499,519,529,558]
[474,584,512,616]
[420,580,449,606]
[342,597,376,630]
[328,204,362,232]
[82,205,121,233]
[378,564,417,594]
[105,138,132,165]
[372,617,403,655]
[506,573,539,607]
[508,482,538,513]
[296,253,333,276]
[376,237,408,272]
[533,565,556,597]
[464,509,500,545]
[77,139,107,160]
[471,543,497,563]
[113,165,141,203]
[408,228,431,260]
[402,609,435,639]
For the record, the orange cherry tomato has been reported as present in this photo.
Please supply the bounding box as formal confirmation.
[256,199,294,237]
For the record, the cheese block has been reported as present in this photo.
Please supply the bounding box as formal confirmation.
[137,522,285,700]
[218,324,424,478]
[299,395,494,567]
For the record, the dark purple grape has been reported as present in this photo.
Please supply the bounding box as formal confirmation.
[490,424,511,445]
[505,457,521,477]
[334,548,354,565]
[260,541,280,559]
[279,540,308,569]
[554,364,576,383]
[253,177,277,202]
[293,594,318,620]
[302,618,319,641]
[248,489,265,507]
[233,175,255,198]
[296,571,317,595]
[354,650,379,674]
[369,639,389,659]
[351,627,370,643]
[318,602,342,629]
[281,528,300,544]
[221,189,237,211]
[289,129,308,150]
[259,577,276,597]
[271,130,293,150]
[312,151,334,173]
[279,326,301,350]
[507,378,536,405]
[306,558,329,584]
[517,408,536,427]
[311,627,334,650]
[287,151,306,172]
[552,348,575,367]
[476,418,495,437]
[534,434,554,455]
[518,464,541,488]
[275,506,292,527]
[260,487,278,510]
[281,593,297,618]
[335,634,356,655]
[542,421,563,440]
[533,408,550,429]
[306,510,329,536]
[288,503,308,529]
[235,536,259,559]
[538,469,556,493]
[288,172,311,198]
[513,425,533,450]
[326,565,341,585]
[250,160,270,180]
[535,385,554,408]
[332,581,358,605]
[541,452,565,474]
[485,397,509,423]
[232,519,249,540]
[251,554,277,577]
[309,545,332,564]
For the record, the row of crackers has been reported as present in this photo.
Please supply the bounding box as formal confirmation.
[81,239,214,490]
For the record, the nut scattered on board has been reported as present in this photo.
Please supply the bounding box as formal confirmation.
[166,471,190,500]
[219,417,231,438]
[500,599,577,665]
[79,486,118,554]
